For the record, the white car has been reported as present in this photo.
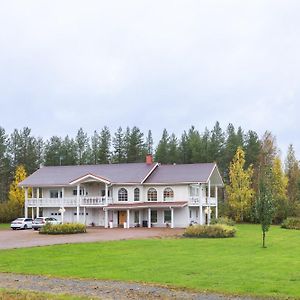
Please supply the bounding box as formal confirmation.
[11,218,33,230]
[32,217,60,230]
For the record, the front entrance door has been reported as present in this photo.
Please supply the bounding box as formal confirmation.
[118,211,127,226]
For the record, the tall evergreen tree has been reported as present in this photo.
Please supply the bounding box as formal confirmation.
[187,126,202,163]
[178,131,190,164]
[244,130,260,168]
[208,121,225,169]
[75,128,90,165]
[44,136,64,166]
[126,126,146,162]
[112,127,126,163]
[168,133,179,163]
[146,130,154,155]
[90,131,100,164]
[98,126,111,163]
[61,136,77,165]
[0,127,10,201]
[155,129,170,163]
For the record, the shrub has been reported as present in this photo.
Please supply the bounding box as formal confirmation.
[39,223,86,234]
[183,224,236,238]
[210,216,235,226]
[281,217,300,230]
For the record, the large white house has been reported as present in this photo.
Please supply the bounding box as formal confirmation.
[19,155,223,228]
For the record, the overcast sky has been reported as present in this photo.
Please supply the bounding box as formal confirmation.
[0,1,299,158]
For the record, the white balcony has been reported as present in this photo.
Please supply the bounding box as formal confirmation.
[188,197,217,206]
[26,197,113,208]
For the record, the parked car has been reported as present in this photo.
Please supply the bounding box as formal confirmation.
[10,218,33,230]
[32,217,60,230]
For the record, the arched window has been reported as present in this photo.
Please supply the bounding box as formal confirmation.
[134,188,140,201]
[163,188,174,201]
[147,188,157,201]
[118,188,128,201]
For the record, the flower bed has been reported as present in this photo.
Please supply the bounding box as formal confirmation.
[183,224,236,238]
[39,223,86,234]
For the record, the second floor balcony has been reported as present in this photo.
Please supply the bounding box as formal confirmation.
[188,196,217,206]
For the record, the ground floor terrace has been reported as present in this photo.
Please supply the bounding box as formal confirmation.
[35,202,218,228]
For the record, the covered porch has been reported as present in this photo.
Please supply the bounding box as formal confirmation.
[103,201,188,229]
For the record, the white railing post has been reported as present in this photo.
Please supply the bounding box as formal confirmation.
[127,209,130,229]
[215,186,218,219]
[148,208,151,228]
[105,184,108,205]
[24,188,28,218]
[171,207,174,228]
[208,180,211,225]
[76,185,80,222]
[104,209,108,228]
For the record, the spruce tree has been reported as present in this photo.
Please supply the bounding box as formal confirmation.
[75,128,90,165]
[155,129,170,164]
[98,126,111,163]
[112,127,125,163]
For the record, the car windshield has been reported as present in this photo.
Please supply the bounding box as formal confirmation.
[15,218,24,221]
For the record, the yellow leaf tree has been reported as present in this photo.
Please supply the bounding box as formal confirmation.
[272,156,288,222]
[226,147,254,221]
[8,165,27,216]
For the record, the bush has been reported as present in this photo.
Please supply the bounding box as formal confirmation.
[281,217,300,230]
[210,216,236,226]
[183,224,236,238]
[39,223,86,234]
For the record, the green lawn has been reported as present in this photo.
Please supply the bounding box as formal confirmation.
[0,223,9,230]
[0,224,299,298]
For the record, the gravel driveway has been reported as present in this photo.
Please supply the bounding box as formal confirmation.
[0,273,254,300]
[0,227,184,249]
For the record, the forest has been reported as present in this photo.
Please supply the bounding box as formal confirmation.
[0,121,299,223]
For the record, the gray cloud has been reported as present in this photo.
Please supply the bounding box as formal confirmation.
[0,0,299,157]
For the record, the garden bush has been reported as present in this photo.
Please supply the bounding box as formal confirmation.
[39,223,86,234]
[183,224,236,238]
[281,217,300,230]
[210,216,235,226]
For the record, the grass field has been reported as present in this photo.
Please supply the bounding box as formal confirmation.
[0,224,299,298]
[0,223,9,230]
[0,289,89,300]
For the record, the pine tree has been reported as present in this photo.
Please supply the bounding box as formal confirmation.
[90,131,100,164]
[155,129,170,163]
[208,121,225,169]
[126,127,146,162]
[0,127,10,201]
[168,133,179,163]
[146,130,154,155]
[75,128,90,165]
[112,127,126,163]
[98,126,111,163]
[226,147,254,221]
[244,130,260,168]
[44,136,63,166]
[187,126,202,163]
[178,131,190,163]
[61,136,77,165]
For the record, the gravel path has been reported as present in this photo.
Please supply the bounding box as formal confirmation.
[0,273,255,300]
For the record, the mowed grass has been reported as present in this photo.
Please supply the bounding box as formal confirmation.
[0,224,299,298]
[0,223,9,230]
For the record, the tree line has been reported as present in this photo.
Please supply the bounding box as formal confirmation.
[0,122,299,223]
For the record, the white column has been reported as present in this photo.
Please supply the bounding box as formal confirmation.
[105,183,108,204]
[104,209,108,228]
[127,209,130,229]
[208,180,211,225]
[76,185,80,223]
[139,210,142,226]
[148,208,151,228]
[24,188,28,218]
[35,188,40,218]
[83,206,86,225]
[199,206,202,224]
[215,186,218,219]
[171,208,174,228]
[31,207,34,219]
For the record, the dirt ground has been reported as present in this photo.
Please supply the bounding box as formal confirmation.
[0,227,184,249]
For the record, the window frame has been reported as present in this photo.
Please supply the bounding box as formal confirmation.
[151,210,157,223]
[147,188,157,201]
[118,188,128,202]
[134,188,140,202]
[163,187,174,201]
[164,210,171,223]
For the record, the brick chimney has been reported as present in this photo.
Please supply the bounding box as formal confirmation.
[146,154,153,165]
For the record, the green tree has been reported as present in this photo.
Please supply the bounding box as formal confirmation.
[0,127,10,201]
[126,127,146,162]
[98,126,111,163]
[155,129,170,163]
[244,130,260,168]
[226,147,254,221]
[112,127,126,163]
[178,131,190,163]
[146,130,154,155]
[75,128,90,165]
[208,121,225,169]
[256,167,275,248]
[44,136,64,166]
[168,133,179,163]
[61,136,77,165]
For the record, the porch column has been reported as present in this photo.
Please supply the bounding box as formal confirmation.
[105,183,108,204]
[171,208,174,228]
[127,209,130,229]
[76,185,80,222]
[35,188,40,218]
[215,186,218,219]
[31,207,34,219]
[208,180,211,225]
[199,206,202,225]
[104,209,108,228]
[83,206,86,225]
[148,208,151,228]
[139,209,142,226]
[24,188,28,218]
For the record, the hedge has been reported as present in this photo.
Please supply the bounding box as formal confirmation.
[39,223,86,234]
[210,216,236,226]
[281,217,300,230]
[183,224,236,238]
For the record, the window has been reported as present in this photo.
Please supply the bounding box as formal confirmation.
[134,211,139,223]
[50,190,59,198]
[189,209,192,218]
[73,188,85,196]
[164,210,171,223]
[148,188,157,201]
[163,188,174,201]
[151,210,157,223]
[134,188,140,201]
[118,188,128,201]
[196,209,199,218]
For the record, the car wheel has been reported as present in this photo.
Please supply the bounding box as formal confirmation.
[34,228,38,231]
[23,224,27,230]
[12,228,16,230]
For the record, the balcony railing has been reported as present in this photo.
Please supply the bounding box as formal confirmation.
[26,197,113,207]
[188,197,217,206]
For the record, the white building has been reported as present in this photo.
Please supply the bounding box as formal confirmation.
[19,155,223,228]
